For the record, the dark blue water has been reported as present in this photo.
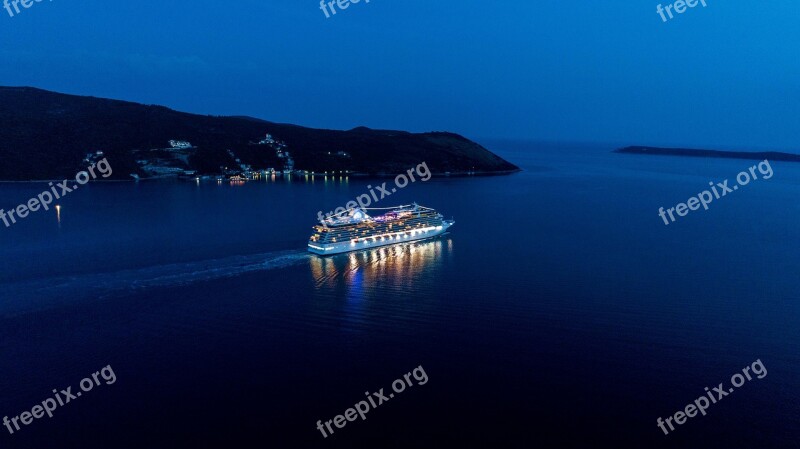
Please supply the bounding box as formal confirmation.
[1,141,798,448]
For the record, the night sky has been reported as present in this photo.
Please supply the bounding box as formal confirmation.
[1,0,798,150]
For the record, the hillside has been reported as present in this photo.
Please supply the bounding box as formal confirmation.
[0,87,519,180]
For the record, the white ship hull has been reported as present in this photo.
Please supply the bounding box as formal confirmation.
[308,221,453,256]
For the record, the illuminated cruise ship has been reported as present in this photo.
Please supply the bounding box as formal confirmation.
[307,203,454,255]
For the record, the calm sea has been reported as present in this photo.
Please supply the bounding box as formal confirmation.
[0,141,798,448]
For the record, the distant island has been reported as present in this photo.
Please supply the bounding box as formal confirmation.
[615,145,800,162]
[0,87,519,181]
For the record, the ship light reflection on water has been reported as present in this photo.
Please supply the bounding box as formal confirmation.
[308,238,452,293]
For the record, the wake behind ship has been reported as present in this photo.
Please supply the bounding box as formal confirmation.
[307,203,454,255]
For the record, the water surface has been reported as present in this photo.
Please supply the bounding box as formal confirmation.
[0,141,798,448]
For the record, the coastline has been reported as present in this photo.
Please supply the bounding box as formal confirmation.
[0,169,522,183]
[615,145,800,162]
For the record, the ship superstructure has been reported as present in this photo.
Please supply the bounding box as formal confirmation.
[307,203,454,255]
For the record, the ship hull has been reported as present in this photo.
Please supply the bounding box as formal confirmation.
[308,221,453,256]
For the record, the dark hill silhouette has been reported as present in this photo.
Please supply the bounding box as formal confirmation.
[615,145,800,162]
[0,87,518,180]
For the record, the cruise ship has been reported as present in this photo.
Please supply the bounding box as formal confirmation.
[307,203,454,255]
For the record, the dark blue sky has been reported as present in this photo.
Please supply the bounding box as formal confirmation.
[1,0,798,150]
